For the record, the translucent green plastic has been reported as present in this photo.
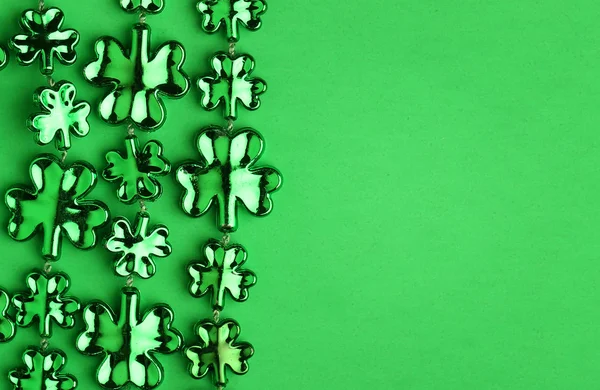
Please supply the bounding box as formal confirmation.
[103,135,170,203]
[77,287,183,389]
[120,0,164,13]
[5,154,110,261]
[0,289,16,342]
[197,0,267,41]
[0,46,7,70]
[12,271,80,338]
[106,212,172,279]
[9,7,79,75]
[28,81,91,151]
[84,24,189,131]
[185,319,254,386]
[9,347,77,389]
[189,240,256,310]
[198,52,266,119]
[176,126,281,232]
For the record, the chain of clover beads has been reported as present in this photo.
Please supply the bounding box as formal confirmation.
[178,1,280,388]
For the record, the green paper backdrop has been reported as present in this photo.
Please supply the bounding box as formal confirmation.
[0,1,599,389]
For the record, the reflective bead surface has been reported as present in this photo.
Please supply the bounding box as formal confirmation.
[5,154,110,261]
[120,0,164,14]
[197,0,267,41]
[0,289,16,342]
[8,347,77,390]
[176,126,281,232]
[9,7,79,75]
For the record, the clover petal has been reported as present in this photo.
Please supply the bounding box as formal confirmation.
[0,45,8,70]
[77,287,183,389]
[189,240,256,310]
[5,154,109,260]
[12,271,80,337]
[84,24,189,130]
[0,289,16,342]
[176,126,281,232]
[197,0,267,41]
[9,7,79,75]
[103,135,170,203]
[29,81,91,150]
[198,52,266,119]
[185,319,254,386]
[106,212,172,279]
[120,0,164,13]
[9,347,77,389]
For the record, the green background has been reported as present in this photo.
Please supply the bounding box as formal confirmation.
[0,0,598,389]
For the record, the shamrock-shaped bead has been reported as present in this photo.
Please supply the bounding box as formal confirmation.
[0,289,16,342]
[9,7,79,75]
[120,0,164,14]
[29,81,91,151]
[9,347,77,389]
[197,0,267,41]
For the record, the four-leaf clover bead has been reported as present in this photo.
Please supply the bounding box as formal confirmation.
[103,135,170,203]
[189,240,256,310]
[198,52,266,119]
[176,126,282,232]
[185,319,254,386]
[9,7,79,75]
[9,347,77,390]
[106,212,172,279]
[5,154,110,261]
[197,0,267,41]
[84,24,190,130]
[29,81,91,151]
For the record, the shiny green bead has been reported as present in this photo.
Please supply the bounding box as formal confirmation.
[12,271,80,338]
[185,319,254,386]
[197,0,267,42]
[189,240,256,310]
[84,24,190,131]
[5,154,110,261]
[77,287,183,389]
[0,289,16,342]
[8,347,77,389]
[103,135,170,203]
[199,52,266,119]
[176,126,281,232]
[106,212,172,279]
[120,0,164,13]
[0,45,8,70]
[9,7,79,75]
[28,81,91,151]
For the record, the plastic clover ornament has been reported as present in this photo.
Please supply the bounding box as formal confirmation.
[103,136,170,203]
[28,81,91,151]
[197,0,267,41]
[189,240,256,310]
[12,271,80,338]
[77,287,183,389]
[106,212,172,279]
[185,319,254,386]
[9,7,79,75]
[0,289,16,342]
[84,24,189,131]
[176,126,281,232]
[0,45,7,70]
[199,53,266,119]
[9,347,77,389]
[5,154,109,261]
[120,0,164,13]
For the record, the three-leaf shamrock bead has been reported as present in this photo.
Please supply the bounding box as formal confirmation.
[197,0,267,41]
[29,81,91,151]
[189,240,256,310]
[186,319,254,386]
[176,126,282,232]
[9,347,77,389]
[77,287,183,389]
[5,154,110,260]
[9,7,79,75]
[84,24,190,130]
[198,53,266,119]
[0,289,16,342]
